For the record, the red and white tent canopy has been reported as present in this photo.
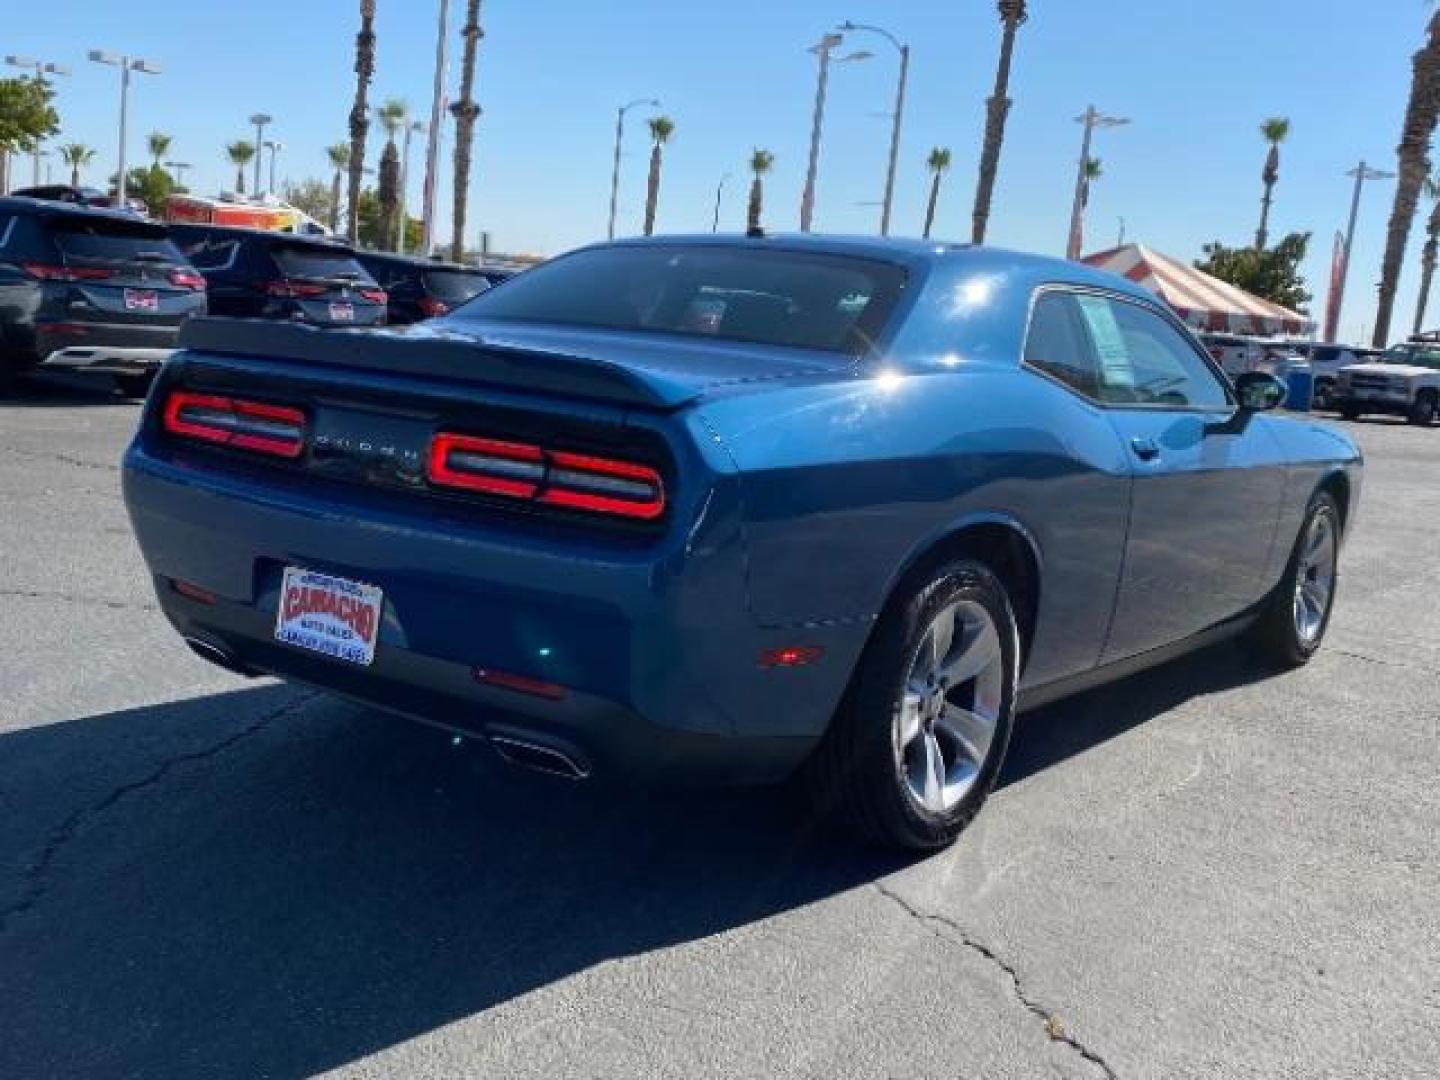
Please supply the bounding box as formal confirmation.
[1082,244,1314,337]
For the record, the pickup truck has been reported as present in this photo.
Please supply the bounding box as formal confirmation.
[1333,342,1440,425]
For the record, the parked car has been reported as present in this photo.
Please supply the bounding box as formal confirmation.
[355,251,493,324]
[122,235,1361,850]
[1333,341,1440,425]
[1197,331,1302,380]
[0,196,207,394]
[9,184,111,208]
[167,224,386,327]
[1305,343,1386,410]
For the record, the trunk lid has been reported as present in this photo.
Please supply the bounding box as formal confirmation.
[49,216,203,325]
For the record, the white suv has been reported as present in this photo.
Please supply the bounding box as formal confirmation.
[1334,343,1440,426]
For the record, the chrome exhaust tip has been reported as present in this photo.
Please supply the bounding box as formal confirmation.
[489,734,591,781]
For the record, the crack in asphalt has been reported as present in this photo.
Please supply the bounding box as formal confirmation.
[0,588,157,613]
[1328,648,1421,671]
[873,880,1118,1080]
[0,444,121,474]
[0,693,315,935]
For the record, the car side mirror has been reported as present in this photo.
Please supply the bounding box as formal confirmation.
[1234,371,1287,412]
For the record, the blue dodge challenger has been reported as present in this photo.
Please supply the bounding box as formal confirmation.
[122,235,1361,849]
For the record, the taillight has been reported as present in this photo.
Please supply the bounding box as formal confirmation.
[22,262,115,282]
[169,268,206,291]
[162,391,306,458]
[417,296,449,317]
[427,432,665,520]
[358,287,387,304]
[263,279,328,299]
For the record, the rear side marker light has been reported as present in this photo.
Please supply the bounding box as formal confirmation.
[427,433,665,520]
[171,578,218,604]
[163,391,306,458]
[473,667,567,701]
[758,646,824,669]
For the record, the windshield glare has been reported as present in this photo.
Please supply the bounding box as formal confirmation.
[450,245,907,354]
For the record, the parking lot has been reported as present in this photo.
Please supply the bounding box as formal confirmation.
[1,374,1436,1079]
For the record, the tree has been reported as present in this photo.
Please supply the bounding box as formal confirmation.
[225,140,256,193]
[747,148,774,233]
[355,186,422,250]
[1195,232,1313,313]
[1415,176,1440,335]
[147,130,172,170]
[1254,117,1290,250]
[970,0,1028,244]
[116,164,177,216]
[326,143,351,233]
[0,76,61,193]
[58,142,96,187]
[376,138,401,251]
[642,115,674,236]
[347,0,379,244]
[283,177,337,225]
[922,147,952,239]
[449,0,484,261]
[1374,13,1440,347]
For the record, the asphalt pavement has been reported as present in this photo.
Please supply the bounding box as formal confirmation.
[1,373,1436,1079]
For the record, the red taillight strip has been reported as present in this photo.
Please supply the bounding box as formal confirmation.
[162,391,306,458]
[22,262,115,282]
[358,287,388,304]
[426,434,666,520]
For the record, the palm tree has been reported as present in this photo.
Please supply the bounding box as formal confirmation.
[1254,117,1290,250]
[1374,13,1440,347]
[1415,176,1440,336]
[922,147,952,239]
[147,131,172,171]
[375,99,407,250]
[326,143,351,233]
[58,143,96,187]
[747,148,774,233]
[971,0,1028,244]
[225,140,256,194]
[449,0,484,261]
[642,115,674,236]
[346,0,378,244]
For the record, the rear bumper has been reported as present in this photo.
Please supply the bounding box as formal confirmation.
[43,345,174,375]
[122,442,866,785]
[38,322,181,373]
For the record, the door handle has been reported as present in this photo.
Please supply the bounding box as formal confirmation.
[1130,436,1161,461]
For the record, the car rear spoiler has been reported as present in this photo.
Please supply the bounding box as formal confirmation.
[176,317,698,410]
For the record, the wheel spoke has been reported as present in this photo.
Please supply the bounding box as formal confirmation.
[897,691,925,748]
[937,704,993,765]
[921,733,946,812]
[928,604,957,673]
[1302,579,1327,615]
[940,618,1001,687]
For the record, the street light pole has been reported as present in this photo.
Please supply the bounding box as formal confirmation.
[5,57,71,187]
[248,113,272,195]
[712,172,731,232]
[1324,161,1395,342]
[799,34,871,233]
[398,118,425,253]
[89,51,161,207]
[838,21,909,236]
[608,98,660,240]
[1066,105,1129,259]
[264,140,282,196]
[421,0,451,255]
[165,161,191,189]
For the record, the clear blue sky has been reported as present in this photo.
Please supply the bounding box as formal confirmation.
[11,0,1429,343]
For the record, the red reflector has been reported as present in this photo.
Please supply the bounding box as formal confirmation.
[162,391,306,458]
[358,287,388,304]
[426,433,666,520]
[171,578,218,604]
[473,667,567,701]
[758,646,824,669]
[417,296,449,317]
[169,269,206,291]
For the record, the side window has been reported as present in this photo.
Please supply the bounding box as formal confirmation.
[1024,291,1100,398]
[1074,295,1231,409]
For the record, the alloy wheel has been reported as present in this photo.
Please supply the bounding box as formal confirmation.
[1293,510,1337,644]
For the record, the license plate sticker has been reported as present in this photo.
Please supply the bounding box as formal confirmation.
[125,288,159,311]
[274,566,383,666]
[329,301,355,322]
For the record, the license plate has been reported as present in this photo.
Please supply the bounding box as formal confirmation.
[328,301,355,322]
[125,288,159,312]
[274,567,383,666]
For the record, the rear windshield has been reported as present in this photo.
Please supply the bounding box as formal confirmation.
[273,244,372,283]
[423,269,490,304]
[51,218,183,266]
[451,245,906,354]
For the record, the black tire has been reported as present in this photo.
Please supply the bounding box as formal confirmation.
[1312,379,1334,411]
[804,559,1020,851]
[114,373,155,399]
[1407,389,1437,426]
[1338,403,1361,421]
[1249,491,1340,668]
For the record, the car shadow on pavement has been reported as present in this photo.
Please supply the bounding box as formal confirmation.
[0,639,1269,1078]
[1,372,140,407]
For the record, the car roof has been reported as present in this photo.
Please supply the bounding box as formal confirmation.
[595,232,1158,305]
[166,221,358,252]
[355,250,476,273]
[0,195,158,227]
